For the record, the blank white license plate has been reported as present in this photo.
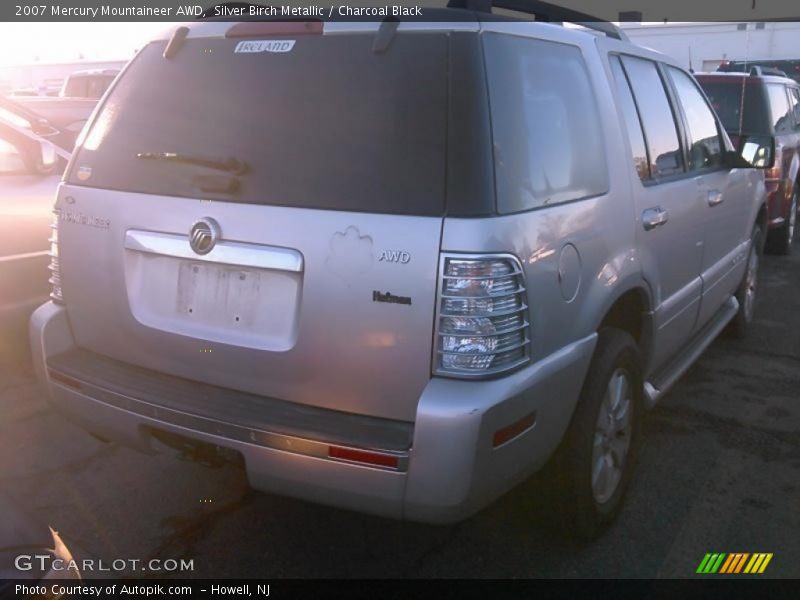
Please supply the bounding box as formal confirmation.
[176,260,261,327]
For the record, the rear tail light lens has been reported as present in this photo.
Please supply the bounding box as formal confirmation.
[48,210,63,303]
[765,146,783,180]
[435,255,530,377]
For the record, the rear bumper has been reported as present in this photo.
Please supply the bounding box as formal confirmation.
[30,302,596,524]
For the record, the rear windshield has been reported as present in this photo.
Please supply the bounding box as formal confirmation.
[699,81,771,135]
[68,34,448,216]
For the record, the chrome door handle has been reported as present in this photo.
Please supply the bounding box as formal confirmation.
[642,207,669,231]
[707,190,724,206]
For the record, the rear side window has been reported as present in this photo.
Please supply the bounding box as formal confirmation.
[63,77,87,97]
[789,88,800,130]
[699,80,770,136]
[666,67,723,171]
[484,34,608,213]
[68,34,448,216]
[86,76,113,99]
[621,56,684,179]
[767,84,793,133]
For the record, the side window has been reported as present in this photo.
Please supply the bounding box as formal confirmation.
[484,34,609,213]
[766,84,793,133]
[667,67,723,171]
[609,56,650,181]
[621,56,684,179]
[788,88,800,130]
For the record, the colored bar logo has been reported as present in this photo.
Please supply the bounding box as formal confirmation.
[697,553,773,574]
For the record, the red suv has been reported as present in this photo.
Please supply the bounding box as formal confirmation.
[698,70,800,254]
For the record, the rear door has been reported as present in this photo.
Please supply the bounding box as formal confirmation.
[57,29,455,422]
[664,66,752,327]
[610,55,705,371]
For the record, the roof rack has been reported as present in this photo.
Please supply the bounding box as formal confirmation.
[446,0,629,41]
[749,65,789,78]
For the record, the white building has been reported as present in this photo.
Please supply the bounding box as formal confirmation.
[620,21,800,73]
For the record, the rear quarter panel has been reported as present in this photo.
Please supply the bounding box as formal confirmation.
[443,24,646,366]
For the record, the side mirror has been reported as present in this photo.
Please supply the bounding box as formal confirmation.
[728,135,776,169]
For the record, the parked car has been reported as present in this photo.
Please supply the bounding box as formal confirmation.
[10,96,99,151]
[717,59,800,85]
[0,120,63,324]
[697,70,800,254]
[1,96,77,154]
[29,6,770,539]
[59,68,120,100]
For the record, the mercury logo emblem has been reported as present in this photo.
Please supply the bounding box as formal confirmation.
[189,218,221,255]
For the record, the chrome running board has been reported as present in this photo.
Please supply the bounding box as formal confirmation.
[644,296,739,409]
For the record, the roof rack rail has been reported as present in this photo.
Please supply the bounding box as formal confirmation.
[446,0,629,41]
[749,65,788,78]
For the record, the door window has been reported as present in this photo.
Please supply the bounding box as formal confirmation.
[621,56,684,179]
[610,56,650,181]
[787,87,800,130]
[667,67,723,171]
[766,84,793,133]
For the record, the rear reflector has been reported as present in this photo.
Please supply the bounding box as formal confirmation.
[226,21,323,38]
[492,412,536,447]
[49,370,82,390]
[328,446,400,469]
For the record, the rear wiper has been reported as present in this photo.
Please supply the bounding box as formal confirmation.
[136,151,248,174]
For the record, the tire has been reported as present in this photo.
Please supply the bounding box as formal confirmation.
[729,223,762,339]
[766,189,797,255]
[550,328,643,540]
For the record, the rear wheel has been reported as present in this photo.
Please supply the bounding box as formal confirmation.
[551,328,643,540]
[729,223,762,338]
[767,189,796,255]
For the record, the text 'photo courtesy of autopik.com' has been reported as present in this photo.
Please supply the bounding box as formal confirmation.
[1,0,799,597]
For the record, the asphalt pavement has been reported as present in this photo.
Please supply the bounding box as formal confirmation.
[1,245,798,579]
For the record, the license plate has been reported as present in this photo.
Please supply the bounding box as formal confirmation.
[176,260,260,327]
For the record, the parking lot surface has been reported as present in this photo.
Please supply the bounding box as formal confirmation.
[1,247,798,579]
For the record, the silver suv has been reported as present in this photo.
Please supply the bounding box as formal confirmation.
[30,9,770,538]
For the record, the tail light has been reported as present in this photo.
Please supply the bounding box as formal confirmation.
[48,210,63,303]
[434,254,530,378]
[765,146,783,181]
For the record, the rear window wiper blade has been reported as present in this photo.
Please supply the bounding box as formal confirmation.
[136,151,248,174]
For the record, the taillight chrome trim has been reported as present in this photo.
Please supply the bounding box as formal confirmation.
[49,210,64,304]
[437,337,531,357]
[439,286,527,299]
[440,321,530,337]
[441,268,524,280]
[433,253,532,379]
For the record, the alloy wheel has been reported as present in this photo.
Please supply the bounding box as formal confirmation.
[591,368,634,504]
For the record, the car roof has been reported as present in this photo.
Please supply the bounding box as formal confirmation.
[148,13,655,61]
[696,72,798,86]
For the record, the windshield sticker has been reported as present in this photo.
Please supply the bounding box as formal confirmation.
[234,40,296,54]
